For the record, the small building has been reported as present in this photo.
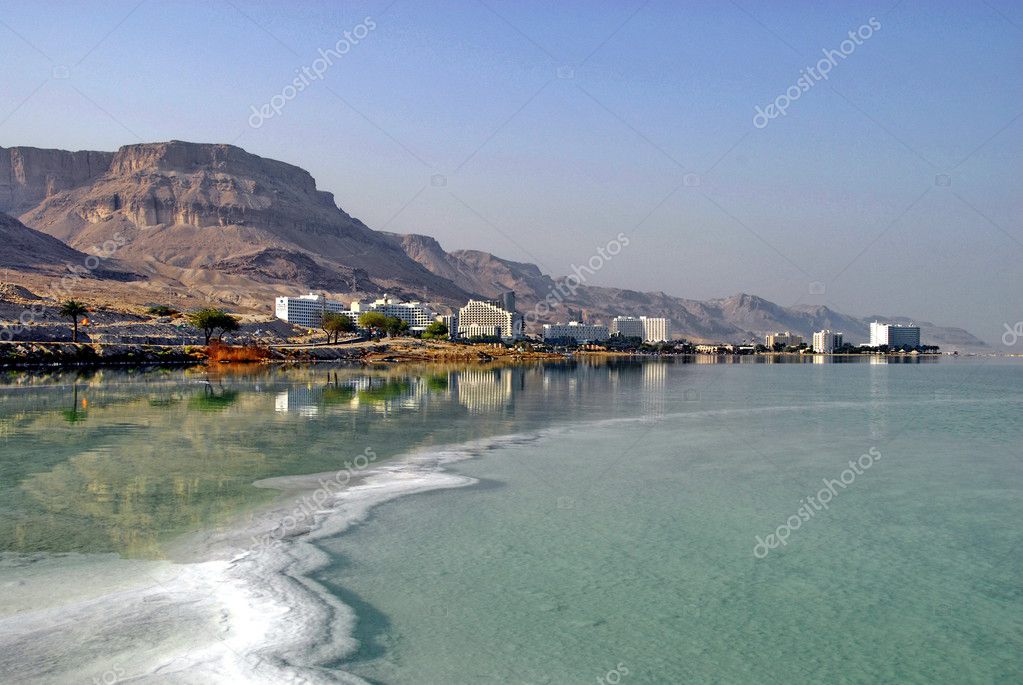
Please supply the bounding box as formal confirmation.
[695,343,733,354]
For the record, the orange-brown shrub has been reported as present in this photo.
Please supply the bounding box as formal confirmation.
[206,342,271,363]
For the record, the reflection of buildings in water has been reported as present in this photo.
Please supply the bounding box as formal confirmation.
[867,356,890,440]
[273,375,432,415]
[642,362,666,391]
[642,362,667,416]
[455,368,515,413]
[274,388,319,417]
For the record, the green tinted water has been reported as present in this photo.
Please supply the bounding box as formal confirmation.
[0,358,1020,684]
[319,358,1023,684]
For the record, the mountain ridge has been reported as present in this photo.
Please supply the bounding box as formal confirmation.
[0,141,989,350]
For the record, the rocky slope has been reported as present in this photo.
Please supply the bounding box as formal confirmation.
[6,141,470,303]
[0,211,134,281]
[0,141,989,349]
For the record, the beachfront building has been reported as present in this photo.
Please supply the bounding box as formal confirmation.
[869,321,921,348]
[542,321,610,343]
[765,331,804,349]
[457,298,522,340]
[275,293,348,329]
[610,316,671,343]
[350,295,437,332]
[812,329,844,353]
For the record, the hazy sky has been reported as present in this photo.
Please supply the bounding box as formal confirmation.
[1,1,1020,344]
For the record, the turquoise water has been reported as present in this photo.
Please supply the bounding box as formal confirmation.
[324,358,1023,684]
[0,358,1020,683]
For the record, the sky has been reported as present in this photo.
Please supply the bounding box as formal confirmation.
[1,0,1020,344]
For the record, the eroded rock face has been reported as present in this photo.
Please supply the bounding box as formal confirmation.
[11,141,472,301]
[0,146,114,216]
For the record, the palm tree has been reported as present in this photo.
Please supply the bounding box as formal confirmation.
[59,300,89,342]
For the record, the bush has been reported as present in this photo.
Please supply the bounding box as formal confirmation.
[206,342,270,363]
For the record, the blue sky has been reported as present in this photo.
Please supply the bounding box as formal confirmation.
[1,1,1020,343]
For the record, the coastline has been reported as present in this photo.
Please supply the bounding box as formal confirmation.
[0,339,971,371]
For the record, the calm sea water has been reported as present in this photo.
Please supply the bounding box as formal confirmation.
[0,358,1020,684]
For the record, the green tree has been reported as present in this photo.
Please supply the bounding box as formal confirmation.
[383,316,409,337]
[186,308,241,345]
[58,300,89,342]
[321,312,355,344]
[421,320,448,340]
[358,311,388,333]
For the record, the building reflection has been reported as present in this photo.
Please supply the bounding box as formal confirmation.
[454,367,516,413]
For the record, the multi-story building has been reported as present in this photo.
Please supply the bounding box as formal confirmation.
[542,321,610,343]
[610,316,671,343]
[350,295,437,332]
[765,331,804,349]
[610,316,645,340]
[438,313,458,336]
[275,293,348,328]
[812,329,844,353]
[869,321,921,348]
[457,298,522,340]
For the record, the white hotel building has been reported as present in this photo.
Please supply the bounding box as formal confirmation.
[350,295,437,332]
[610,316,670,343]
[542,322,610,343]
[457,299,522,341]
[275,293,348,329]
[812,329,844,353]
[869,321,921,348]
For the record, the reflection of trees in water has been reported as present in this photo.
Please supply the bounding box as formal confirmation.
[187,383,240,412]
[61,385,87,423]
[2,360,659,558]
[357,378,413,403]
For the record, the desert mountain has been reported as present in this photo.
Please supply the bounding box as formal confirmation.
[0,211,133,281]
[384,240,986,349]
[0,141,988,349]
[3,142,470,302]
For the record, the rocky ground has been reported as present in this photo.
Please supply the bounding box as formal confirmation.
[0,283,302,345]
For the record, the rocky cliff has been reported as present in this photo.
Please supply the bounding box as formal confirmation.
[10,141,470,302]
[0,146,113,216]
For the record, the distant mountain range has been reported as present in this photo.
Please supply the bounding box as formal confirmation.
[0,141,988,349]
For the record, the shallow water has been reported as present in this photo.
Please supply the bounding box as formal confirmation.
[0,358,1020,683]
